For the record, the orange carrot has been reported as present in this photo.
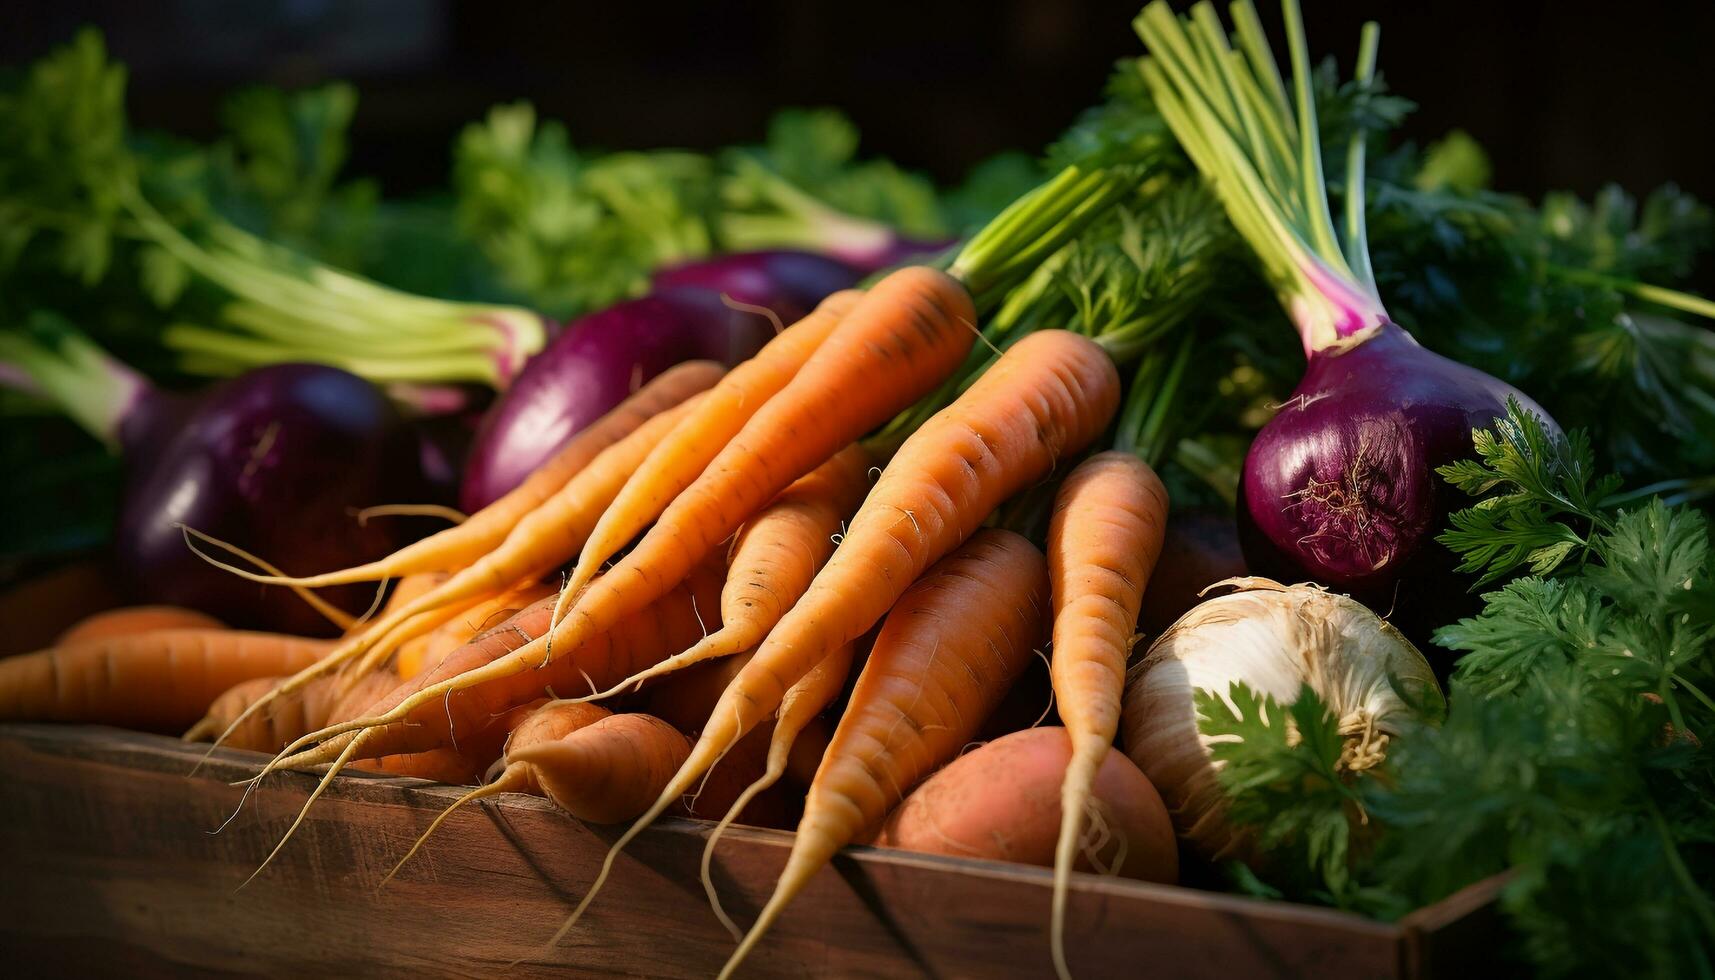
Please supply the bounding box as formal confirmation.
[209,390,706,749]
[305,268,975,773]
[0,630,332,731]
[512,713,693,824]
[195,360,724,590]
[557,329,1118,944]
[57,605,225,645]
[721,530,1048,973]
[581,443,872,703]
[701,639,857,938]
[556,292,863,611]
[384,698,611,882]
[396,581,557,680]
[184,648,411,751]
[239,554,729,885]
[1045,450,1168,979]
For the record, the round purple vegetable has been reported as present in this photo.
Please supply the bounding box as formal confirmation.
[459,252,862,512]
[1236,323,1554,635]
[1137,4,1558,648]
[650,250,861,320]
[1,319,427,635]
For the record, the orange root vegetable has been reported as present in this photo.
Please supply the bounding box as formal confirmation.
[237,559,726,885]
[396,581,557,680]
[211,391,705,750]
[268,554,726,775]
[561,329,1117,949]
[702,639,857,937]
[289,268,978,792]
[384,698,609,882]
[577,443,872,703]
[0,630,331,731]
[1046,450,1168,980]
[720,531,1049,974]
[57,605,225,645]
[361,748,488,784]
[198,360,724,591]
[557,292,863,611]
[872,727,1178,885]
[511,713,693,824]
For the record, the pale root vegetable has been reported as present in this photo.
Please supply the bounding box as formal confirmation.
[57,605,225,645]
[281,266,978,789]
[1045,451,1168,979]
[702,640,857,937]
[1120,578,1442,859]
[558,330,1118,950]
[719,530,1049,976]
[0,630,331,731]
[197,360,723,591]
[210,390,705,750]
[873,727,1178,886]
[555,292,863,612]
[512,713,692,824]
[576,443,873,703]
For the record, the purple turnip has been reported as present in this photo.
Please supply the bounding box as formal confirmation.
[459,252,861,511]
[1136,1,1556,645]
[1,319,427,634]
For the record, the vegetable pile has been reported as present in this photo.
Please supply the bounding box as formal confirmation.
[2,1,1712,977]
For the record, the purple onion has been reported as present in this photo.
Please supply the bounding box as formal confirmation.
[114,364,428,635]
[1237,321,1557,646]
[650,250,862,318]
[460,251,864,512]
[459,290,781,512]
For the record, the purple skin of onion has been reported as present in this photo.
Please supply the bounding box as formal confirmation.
[1237,320,1559,651]
[114,364,429,636]
[457,287,785,513]
[649,250,862,317]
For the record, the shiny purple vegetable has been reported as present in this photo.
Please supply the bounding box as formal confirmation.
[0,322,427,635]
[458,251,862,511]
[1131,3,1561,653]
[1236,322,1556,642]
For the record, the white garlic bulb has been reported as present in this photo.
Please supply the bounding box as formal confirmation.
[1120,577,1442,859]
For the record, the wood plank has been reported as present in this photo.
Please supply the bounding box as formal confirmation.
[0,724,1456,978]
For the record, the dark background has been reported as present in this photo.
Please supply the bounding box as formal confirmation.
[5,0,1713,210]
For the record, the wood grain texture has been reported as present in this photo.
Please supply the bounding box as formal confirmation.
[0,724,1495,978]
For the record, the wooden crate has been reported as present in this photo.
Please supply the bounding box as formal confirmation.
[0,724,1503,978]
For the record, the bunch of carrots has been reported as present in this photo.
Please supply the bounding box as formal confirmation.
[0,156,1197,975]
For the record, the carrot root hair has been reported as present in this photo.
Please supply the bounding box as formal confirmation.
[381,772,520,888]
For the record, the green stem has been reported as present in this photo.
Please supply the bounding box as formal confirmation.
[1343,23,1381,298]
[1546,266,1715,321]
[1282,0,1351,278]
[951,166,1139,307]
[163,324,502,386]
[1647,797,1715,947]
[1674,674,1715,718]
[1605,475,1715,509]
[0,316,151,449]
